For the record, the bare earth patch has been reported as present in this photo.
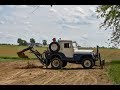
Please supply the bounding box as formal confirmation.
[0,60,112,85]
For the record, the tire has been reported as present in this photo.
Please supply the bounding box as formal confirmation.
[49,42,60,52]
[62,62,67,67]
[82,58,94,69]
[51,58,63,69]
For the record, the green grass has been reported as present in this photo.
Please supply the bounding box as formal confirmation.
[0,59,20,62]
[107,60,120,84]
[0,45,47,58]
[0,56,20,59]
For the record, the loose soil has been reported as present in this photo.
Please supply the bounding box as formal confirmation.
[0,60,112,85]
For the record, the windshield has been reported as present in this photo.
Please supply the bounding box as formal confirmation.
[72,41,78,49]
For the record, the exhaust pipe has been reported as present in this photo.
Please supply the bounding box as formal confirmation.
[96,45,105,69]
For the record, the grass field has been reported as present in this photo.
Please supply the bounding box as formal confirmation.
[0,45,47,59]
[107,60,120,84]
[0,45,120,61]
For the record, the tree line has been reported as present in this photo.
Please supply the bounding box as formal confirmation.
[17,38,47,46]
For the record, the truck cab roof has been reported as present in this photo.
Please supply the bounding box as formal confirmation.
[58,40,72,42]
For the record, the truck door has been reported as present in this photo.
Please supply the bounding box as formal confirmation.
[59,41,74,58]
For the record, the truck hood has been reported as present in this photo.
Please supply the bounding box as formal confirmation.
[74,49,94,54]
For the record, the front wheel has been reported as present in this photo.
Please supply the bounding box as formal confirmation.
[82,58,94,69]
[51,58,63,69]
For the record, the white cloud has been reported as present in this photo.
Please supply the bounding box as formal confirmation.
[7,5,29,9]
[7,5,15,8]
[53,6,98,29]
[0,21,5,24]
[12,11,27,18]
[74,7,84,14]
[63,8,69,11]
[82,34,88,39]
[0,32,18,38]
[24,21,30,25]
[17,5,29,8]
[0,6,3,11]
[49,8,57,13]
[89,7,96,13]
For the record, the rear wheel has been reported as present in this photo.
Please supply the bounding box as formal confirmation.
[82,58,94,69]
[51,58,63,69]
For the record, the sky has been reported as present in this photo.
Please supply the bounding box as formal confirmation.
[0,5,113,47]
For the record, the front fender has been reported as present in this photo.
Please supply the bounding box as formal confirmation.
[73,54,94,61]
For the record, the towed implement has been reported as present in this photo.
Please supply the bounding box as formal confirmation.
[17,38,105,69]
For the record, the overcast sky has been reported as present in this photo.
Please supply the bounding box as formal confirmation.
[0,5,113,47]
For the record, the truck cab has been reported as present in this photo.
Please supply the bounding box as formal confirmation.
[58,40,95,59]
[59,40,74,58]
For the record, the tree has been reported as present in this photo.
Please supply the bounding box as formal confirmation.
[42,40,47,46]
[17,38,23,45]
[17,38,27,46]
[30,38,35,43]
[96,5,120,47]
[22,40,28,46]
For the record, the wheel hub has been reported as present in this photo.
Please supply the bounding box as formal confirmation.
[51,44,58,51]
[52,60,60,67]
[84,60,91,67]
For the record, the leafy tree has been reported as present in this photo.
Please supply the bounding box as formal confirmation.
[96,5,120,47]
[30,38,35,43]
[22,40,28,46]
[42,40,47,46]
[17,38,27,46]
[17,38,23,45]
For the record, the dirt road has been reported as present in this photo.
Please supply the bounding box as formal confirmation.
[0,60,112,85]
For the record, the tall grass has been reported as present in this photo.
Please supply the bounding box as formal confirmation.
[107,60,120,84]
